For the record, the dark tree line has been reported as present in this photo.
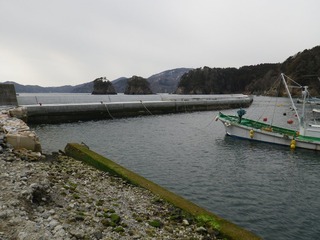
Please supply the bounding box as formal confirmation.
[176,46,320,96]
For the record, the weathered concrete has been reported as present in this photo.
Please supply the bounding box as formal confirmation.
[17,93,249,105]
[0,109,42,152]
[14,95,253,124]
[65,143,261,240]
[0,84,18,106]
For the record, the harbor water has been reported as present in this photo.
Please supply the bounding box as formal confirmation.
[32,96,320,240]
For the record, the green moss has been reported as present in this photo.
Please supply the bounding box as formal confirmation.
[121,223,128,228]
[96,212,103,217]
[76,211,85,216]
[101,219,111,227]
[146,228,155,237]
[96,199,104,206]
[74,212,85,221]
[103,208,109,213]
[135,217,143,223]
[67,181,78,191]
[148,219,163,228]
[196,214,220,230]
[87,198,94,204]
[110,213,121,224]
[113,226,125,233]
[73,194,80,199]
[169,208,193,223]
[151,197,163,204]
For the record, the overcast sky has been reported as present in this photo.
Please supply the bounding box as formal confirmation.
[1,0,319,87]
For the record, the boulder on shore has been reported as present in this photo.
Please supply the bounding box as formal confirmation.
[3,108,42,153]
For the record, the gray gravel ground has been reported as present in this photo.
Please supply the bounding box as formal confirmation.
[0,146,222,240]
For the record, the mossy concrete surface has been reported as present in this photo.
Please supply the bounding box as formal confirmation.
[65,143,261,240]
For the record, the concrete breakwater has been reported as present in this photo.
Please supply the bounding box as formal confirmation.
[16,94,253,124]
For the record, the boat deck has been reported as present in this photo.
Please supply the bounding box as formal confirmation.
[219,113,297,136]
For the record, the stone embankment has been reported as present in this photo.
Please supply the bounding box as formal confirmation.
[0,109,223,239]
[1,108,41,153]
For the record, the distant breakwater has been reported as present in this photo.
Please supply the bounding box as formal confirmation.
[15,94,253,124]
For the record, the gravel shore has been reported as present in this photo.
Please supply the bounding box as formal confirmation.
[0,144,223,240]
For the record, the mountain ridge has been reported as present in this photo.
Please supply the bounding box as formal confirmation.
[2,45,319,94]
[2,68,191,94]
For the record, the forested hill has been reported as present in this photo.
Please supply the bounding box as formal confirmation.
[176,45,320,96]
[175,64,279,94]
[2,46,319,95]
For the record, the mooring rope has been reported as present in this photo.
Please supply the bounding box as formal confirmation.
[140,100,153,115]
[102,102,114,119]
[202,116,216,129]
[183,99,188,112]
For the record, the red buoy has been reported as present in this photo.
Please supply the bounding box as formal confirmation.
[287,119,293,124]
[263,117,268,122]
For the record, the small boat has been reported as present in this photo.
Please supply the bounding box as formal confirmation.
[216,73,320,151]
[297,97,320,105]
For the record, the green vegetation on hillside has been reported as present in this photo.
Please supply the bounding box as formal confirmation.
[176,46,320,96]
[124,76,153,94]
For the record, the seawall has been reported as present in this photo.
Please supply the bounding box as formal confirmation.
[15,94,252,124]
[65,143,261,240]
[0,84,18,106]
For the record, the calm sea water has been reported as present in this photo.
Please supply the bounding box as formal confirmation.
[32,96,320,240]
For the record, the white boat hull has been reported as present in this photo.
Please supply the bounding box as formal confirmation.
[219,119,320,151]
[217,73,320,151]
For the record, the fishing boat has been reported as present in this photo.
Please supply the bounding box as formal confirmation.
[297,96,320,105]
[216,73,320,151]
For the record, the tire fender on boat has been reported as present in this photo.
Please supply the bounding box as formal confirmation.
[290,139,296,149]
[249,129,254,138]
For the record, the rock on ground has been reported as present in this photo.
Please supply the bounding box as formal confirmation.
[0,146,222,240]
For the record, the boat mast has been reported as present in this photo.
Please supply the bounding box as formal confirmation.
[300,86,308,132]
[280,73,305,134]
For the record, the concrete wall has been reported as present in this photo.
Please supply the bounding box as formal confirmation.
[0,84,18,106]
[19,97,252,124]
[17,93,163,105]
[17,93,249,105]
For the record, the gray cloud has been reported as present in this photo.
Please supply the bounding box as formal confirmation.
[0,0,319,86]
